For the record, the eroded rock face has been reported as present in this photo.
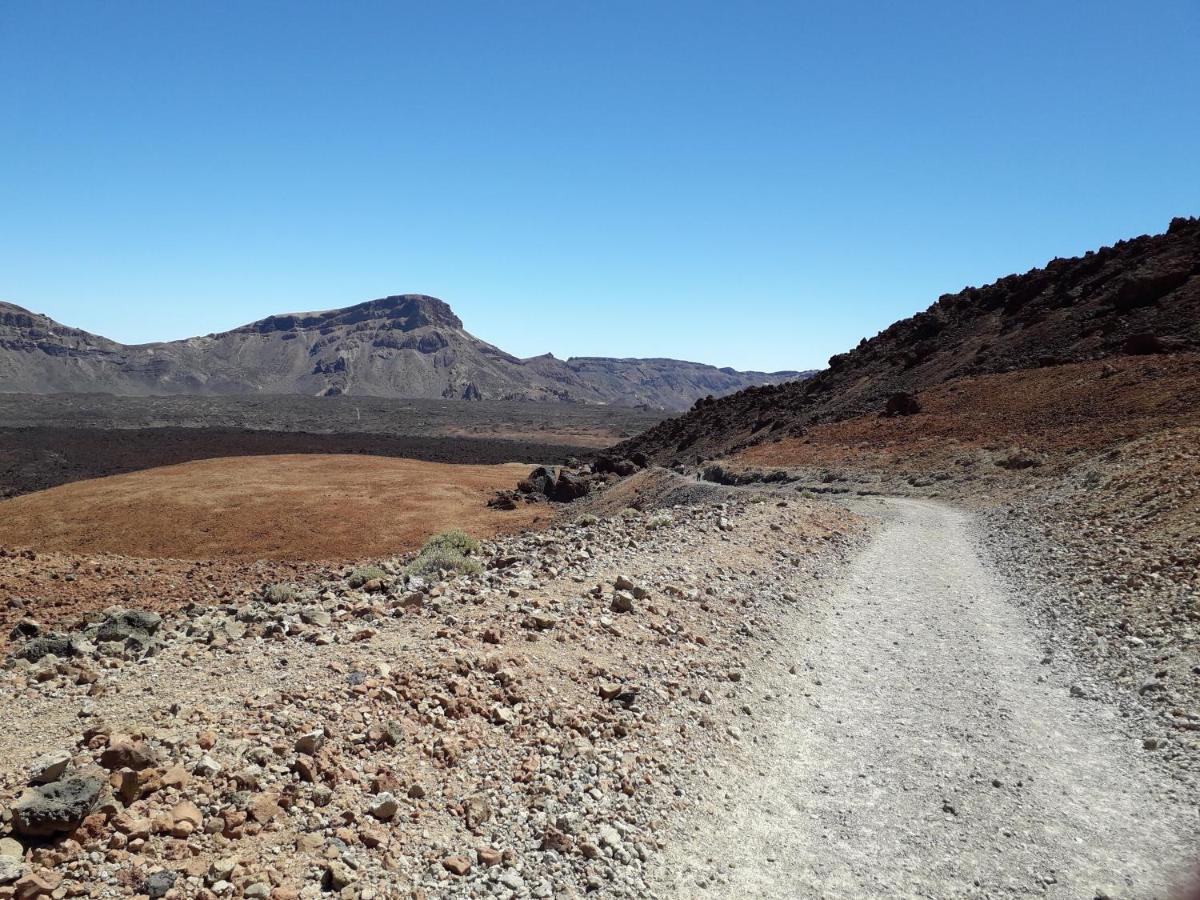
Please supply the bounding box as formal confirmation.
[11,775,103,837]
[0,295,805,408]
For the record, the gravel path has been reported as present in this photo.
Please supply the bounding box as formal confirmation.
[660,497,1198,899]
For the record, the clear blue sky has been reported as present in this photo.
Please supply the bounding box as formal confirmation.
[1,2,1197,371]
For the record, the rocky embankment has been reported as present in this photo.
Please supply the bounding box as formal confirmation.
[0,495,862,899]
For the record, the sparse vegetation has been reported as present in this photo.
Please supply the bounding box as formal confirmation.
[620,507,642,520]
[263,582,298,603]
[647,511,674,529]
[575,513,600,527]
[347,565,387,588]
[419,528,480,556]
[405,530,483,578]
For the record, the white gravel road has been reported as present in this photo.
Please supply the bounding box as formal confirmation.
[659,497,1199,899]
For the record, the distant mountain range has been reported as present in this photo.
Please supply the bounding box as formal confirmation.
[0,295,810,410]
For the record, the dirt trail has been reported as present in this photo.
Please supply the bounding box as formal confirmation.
[660,497,1198,899]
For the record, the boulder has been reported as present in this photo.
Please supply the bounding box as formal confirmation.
[884,391,922,416]
[10,632,75,664]
[550,470,590,503]
[11,775,104,837]
[1122,333,1169,355]
[518,466,557,497]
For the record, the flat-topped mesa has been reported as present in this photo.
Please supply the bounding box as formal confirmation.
[0,293,804,407]
[234,294,464,335]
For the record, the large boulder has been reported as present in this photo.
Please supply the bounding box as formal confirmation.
[517,467,557,497]
[551,471,590,503]
[11,775,104,837]
[85,608,164,659]
[10,632,76,664]
[884,391,922,416]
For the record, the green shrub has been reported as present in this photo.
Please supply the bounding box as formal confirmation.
[406,547,482,578]
[347,565,387,588]
[575,513,600,527]
[646,511,673,529]
[619,507,642,520]
[405,530,483,578]
[420,529,480,556]
[264,582,298,603]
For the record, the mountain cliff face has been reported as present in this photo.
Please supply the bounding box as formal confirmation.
[0,294,805,409]
[615,216,1200,462]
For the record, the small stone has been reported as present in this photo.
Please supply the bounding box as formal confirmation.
[442,855,472,876]
[27,750,71,785]
[295,729,325,755]
[370,792,398,821]
[100,739,161,771]
[610,591,635,613]
[143,870,177,899]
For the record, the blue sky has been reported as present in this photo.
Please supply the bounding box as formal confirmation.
[1,1,1196,371]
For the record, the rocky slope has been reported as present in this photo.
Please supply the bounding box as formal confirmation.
[616,216,1200,462]
[0,492,862,899]
[0,296,805,410]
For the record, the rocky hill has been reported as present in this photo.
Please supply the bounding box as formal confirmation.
[616,216,1200,462]
[0,295,806,410]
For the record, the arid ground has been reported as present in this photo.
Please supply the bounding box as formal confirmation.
[0,456,547,561]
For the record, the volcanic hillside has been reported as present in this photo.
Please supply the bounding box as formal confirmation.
[0,295,805,409]
[617,217,1200,463]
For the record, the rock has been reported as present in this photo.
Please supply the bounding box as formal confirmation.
[611,591,635,613]
[10,632,75,663]
[100,739,161,771]
[1123,332,1169,355]
[248,792,281,824]
[0,838,22,860]
[7,619,40,641]
[12,871,58,899]
[294,729,325,755]
[369,792,398,821]
[884,391,922,416]
[143,870,177,899]
[463,794,491,829]
[477,846,502,867]
[0,858,22,887]
[11,774,103,837]
[89,607,164,657]
[324,861,356,891]
[518,466,558,497]
[442,855,471,876]
[551,470,590,502]
[27,750,71,785]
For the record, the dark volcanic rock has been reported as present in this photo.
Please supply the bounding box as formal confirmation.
[11,775,103,837]
[551,470,590,502]
[615,217,1200,464]
[884,392,922,416]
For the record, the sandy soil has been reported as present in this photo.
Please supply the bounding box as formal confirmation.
[0,455,548,561]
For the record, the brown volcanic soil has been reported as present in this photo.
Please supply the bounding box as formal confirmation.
[0,455,547,561]
[735,354,1200,470]
[0,427,596,500]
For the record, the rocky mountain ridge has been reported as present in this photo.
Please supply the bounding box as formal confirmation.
[616,216,1200,462]
[0,295,807,410]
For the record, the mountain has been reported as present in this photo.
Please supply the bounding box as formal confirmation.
[614,216,1200,462]
[0,294,807,410]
